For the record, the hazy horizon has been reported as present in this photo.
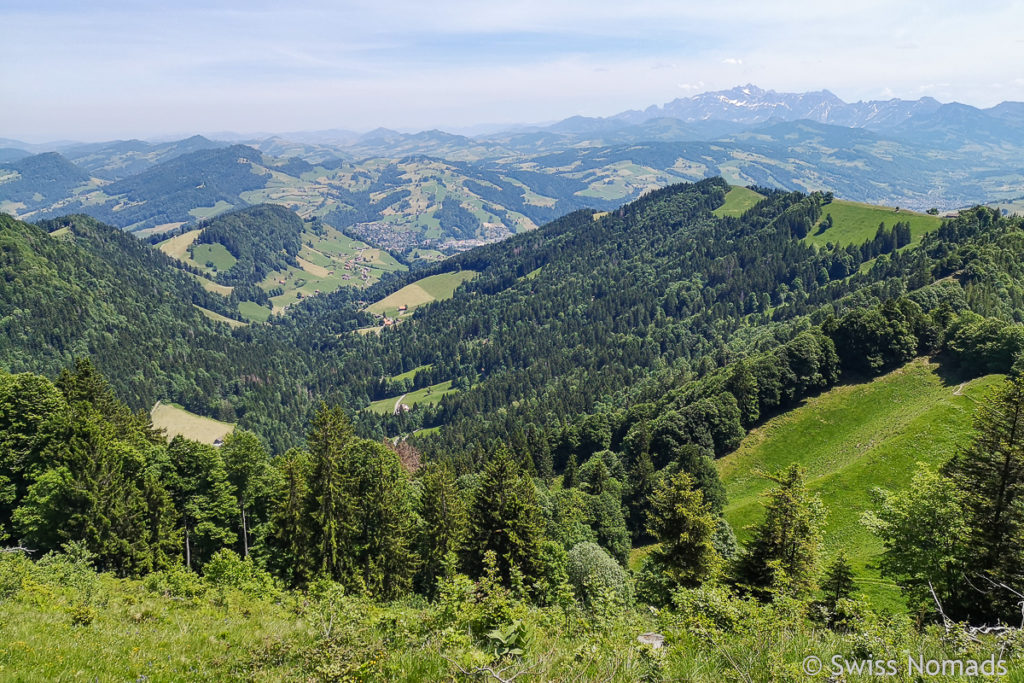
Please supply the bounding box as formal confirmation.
[4,0,1024,142]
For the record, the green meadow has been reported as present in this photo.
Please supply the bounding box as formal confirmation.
[717,358,1002,610]
[806,199,943,248]
[713,186,765,218]
[365,271,477,318]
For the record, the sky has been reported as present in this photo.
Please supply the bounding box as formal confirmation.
[3,0,1024,142]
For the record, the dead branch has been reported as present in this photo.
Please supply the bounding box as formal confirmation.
[442,654,541,683]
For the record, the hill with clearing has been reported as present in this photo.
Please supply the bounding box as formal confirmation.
[718,358,1003,609]
[365,270,477,318]
[806,198,943,247]
[150,400,235,444]
[712,185,764,217]
[157,204,407,319]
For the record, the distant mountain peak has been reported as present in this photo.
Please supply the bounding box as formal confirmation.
[614,84,947,130]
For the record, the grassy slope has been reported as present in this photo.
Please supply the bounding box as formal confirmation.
[806,199,943,248]
[366,271,478,318]
[717,358,1002,609]
[237,301,272,322]
[712,186,765,218]
[192,304,245,329]
[390,364,433,383]
[190,243,237,272]
[365,380,456,415]
[150,401,235,444]
[156,229,202,261]
[262,227,408,312]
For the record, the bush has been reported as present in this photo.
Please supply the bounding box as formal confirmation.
[0,551,32,600]
[203,549,279,599]
[144,564,207,599]
[634,553,675,607]
[566,542,633,610]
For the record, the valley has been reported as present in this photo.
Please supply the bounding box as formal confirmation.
[7,1,1024,676]
[4,174,1024,679]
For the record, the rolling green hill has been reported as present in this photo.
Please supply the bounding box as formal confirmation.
[156,204,408,317]
[806,198,943,247]
[718,358,1003,608]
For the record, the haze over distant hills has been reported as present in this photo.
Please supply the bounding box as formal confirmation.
[2,84,1023,257]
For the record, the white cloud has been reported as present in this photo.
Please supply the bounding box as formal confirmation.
[722,58,743,65]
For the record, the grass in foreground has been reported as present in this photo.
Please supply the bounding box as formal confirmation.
[717,358,1002,610]
[4,548,1023,682]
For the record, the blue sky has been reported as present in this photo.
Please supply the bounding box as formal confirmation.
[3,0,1023,141]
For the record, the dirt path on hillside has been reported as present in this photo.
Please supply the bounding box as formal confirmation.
[953,382,966,396]
[393,394,407,415]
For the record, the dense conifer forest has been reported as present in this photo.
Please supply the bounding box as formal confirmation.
[5,179,1024,678]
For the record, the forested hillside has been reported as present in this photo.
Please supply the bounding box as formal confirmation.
[7,176,1024,677]
[0,212,344,449]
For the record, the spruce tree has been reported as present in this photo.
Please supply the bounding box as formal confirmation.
[466,447,545,583]
[725,360,760,427]
[264,448,313,586]
[734,464,825,598]
[348,439,418,599]
[221,430,273,558]
[528,427,554,481]
[646,470,720,588]
[563,453,578,489]
[165,437,238,570]
[305,404,356,583]
[626,450,655,543]
[820,551,856,612]
[416,462,467,594]
[943,377,1024,618]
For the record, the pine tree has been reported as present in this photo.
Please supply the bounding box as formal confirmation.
[263,448,313,586]
[646,470,720,588]
[943,377,1024,618]
[416,462,467,594]
[466,447,545,583]
[563,453,578,489]
[820,551,856,612]
[734,464,825,598]
[305,404,356,583]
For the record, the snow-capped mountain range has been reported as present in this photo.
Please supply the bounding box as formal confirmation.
[611,83,1009,132]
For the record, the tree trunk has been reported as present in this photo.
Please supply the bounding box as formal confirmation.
[241,506,249,558]
[185,524,191,569]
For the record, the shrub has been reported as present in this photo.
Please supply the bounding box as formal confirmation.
[566,542,633,609]
[203,549,279,599]
[0,551,32,601]
[144,564,207,599]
